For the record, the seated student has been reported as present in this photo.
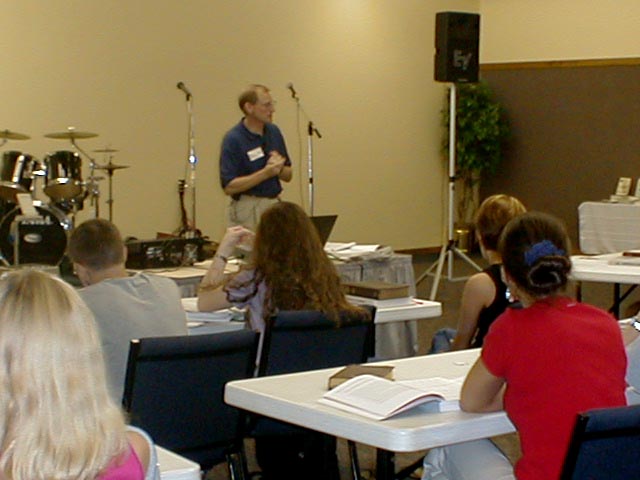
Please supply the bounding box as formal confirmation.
[198,200,367,480]
[431,194,526,353]
[422,212,627,480]
[198,200,365,338]
[0,269,159,480]
[67,218,187,402]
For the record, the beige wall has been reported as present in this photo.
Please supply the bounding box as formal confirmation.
[480,0,640,62]
[5,1,636,251]
[2,0,478,250]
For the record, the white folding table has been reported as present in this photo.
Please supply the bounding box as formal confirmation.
[184,297,442,359]
[571,254,640,317]
[225,349,514,480]
[158,446,200,480]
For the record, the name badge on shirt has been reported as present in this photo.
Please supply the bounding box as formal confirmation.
[247,147,265,162]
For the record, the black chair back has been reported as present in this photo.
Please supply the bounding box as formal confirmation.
[258,305,375,377]
[560,404,640,480]
[122,330,259,472]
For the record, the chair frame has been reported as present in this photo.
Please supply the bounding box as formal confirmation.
[122,330,259,479]
[251,306,375,480]
[560,404,640,480]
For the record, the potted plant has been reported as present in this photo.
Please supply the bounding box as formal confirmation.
[441,81,510,249]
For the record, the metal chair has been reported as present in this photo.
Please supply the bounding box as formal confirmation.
[560,404,640,480]
[122,330,259,479]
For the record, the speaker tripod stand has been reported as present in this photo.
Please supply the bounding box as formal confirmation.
[416,84,482,300]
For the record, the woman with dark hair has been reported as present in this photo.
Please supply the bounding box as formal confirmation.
[198,201,363,333]
[198,201,366,480]
[422,212,627,480]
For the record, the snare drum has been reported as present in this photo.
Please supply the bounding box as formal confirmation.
[0,151,35,202]
[44,151,83,201]
[0,203,70,265]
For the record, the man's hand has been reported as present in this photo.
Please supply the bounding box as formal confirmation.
[266,151,286,176]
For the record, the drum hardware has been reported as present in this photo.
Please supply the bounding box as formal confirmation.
[0,130,30,149]
[0,151,37,202]
[94,155,130,222]
[95,162,129,172]
[93,148,119,153]
[0,130,30,140]
[45,127,100,217]
[44,128,98,140]
[0,202,71,266]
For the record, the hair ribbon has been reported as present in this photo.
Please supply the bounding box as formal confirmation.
[524,240,565,266]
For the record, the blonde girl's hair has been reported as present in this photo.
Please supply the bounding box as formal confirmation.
[0,269,128,480]
[475,194,527,251]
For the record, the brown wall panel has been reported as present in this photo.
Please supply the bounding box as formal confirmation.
[479,61,640,250]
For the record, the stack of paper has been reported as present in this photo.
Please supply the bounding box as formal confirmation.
[325,243,394,261]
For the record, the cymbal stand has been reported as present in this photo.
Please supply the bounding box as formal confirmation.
[70,138,100,218]
[106,160,115,222]
[289,86,322,215]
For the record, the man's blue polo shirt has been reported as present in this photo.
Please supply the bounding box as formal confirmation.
[219,119,291,199]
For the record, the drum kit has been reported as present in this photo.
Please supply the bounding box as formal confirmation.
[0,127,129,266]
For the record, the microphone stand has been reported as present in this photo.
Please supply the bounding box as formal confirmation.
[289,88,322,215]
[180,89,198,237]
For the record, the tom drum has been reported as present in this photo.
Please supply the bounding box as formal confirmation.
[44,151,83,201]
[0,151,35,202]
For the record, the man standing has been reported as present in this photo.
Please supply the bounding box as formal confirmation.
[220,84,292,230]
[67,218,188,401]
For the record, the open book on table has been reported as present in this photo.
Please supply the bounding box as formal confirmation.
[318,374,463,420]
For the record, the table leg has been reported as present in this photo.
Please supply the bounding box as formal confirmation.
[613,283,621,318]
[376,448,395,480]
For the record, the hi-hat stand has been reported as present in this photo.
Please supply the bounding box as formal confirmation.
[287,83,322,215]
[417,84,481,300]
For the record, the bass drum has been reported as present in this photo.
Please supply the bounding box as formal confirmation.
[0,204,71,265]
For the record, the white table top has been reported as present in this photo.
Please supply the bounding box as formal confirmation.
[225,349,514,452]
[571,254,640,284]
[158,446,200,480]
[183,297,441,326]
[346,296,441,324]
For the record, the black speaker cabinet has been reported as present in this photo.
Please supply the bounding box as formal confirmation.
[434,12,480,83]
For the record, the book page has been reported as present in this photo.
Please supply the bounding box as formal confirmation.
[399,376,465,400]
[319,374,444,420]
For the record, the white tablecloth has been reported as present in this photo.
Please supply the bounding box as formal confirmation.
[579,201,640,254]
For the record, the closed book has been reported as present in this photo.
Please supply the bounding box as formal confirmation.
[346,295,414,308]
[328,364,394,389]
[341,281,410,300]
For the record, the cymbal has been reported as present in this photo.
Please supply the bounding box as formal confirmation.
[95,162,129,171]
[0,129,30,140]
[45,130,98,139]
[93,148,118,153]
[84,176,106,182]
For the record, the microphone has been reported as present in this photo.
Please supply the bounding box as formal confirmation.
[286,82,297,99]
[176,82,192,98]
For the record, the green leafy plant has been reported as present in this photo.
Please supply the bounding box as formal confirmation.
[442,81,510,223]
